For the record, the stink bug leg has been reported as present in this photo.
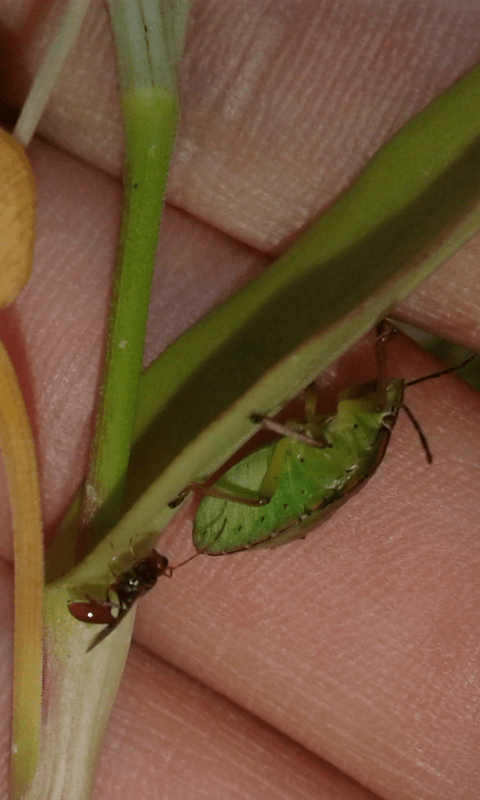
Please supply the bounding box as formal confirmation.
[190,323,477,556]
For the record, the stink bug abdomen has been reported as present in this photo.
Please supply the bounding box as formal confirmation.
[193,380,404,554]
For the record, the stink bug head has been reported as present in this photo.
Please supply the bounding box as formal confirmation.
[327,378,404,462]
[336,378,403,427]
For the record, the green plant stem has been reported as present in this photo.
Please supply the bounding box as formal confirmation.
[81,85,178,549]
[80,0,185,550]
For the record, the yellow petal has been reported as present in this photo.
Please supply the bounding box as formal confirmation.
[0,129,36,307]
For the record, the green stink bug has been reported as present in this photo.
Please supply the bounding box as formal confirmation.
[188,323,475,555]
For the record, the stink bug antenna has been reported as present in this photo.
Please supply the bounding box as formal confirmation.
[405,355,476,387]
[401,403,432,463]
[402,353,477,463]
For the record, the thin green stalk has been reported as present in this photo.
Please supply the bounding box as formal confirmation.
[80,0,187,550]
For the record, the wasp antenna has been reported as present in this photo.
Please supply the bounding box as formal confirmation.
[171,551,202,570]
[405,355,476,387]
[401,403,432,463]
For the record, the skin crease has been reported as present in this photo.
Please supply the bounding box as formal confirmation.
[0,1,479,798]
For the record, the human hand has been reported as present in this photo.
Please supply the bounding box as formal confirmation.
[0,2,479,798]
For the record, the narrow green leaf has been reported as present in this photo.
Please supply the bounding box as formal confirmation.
[49,59,480,591]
